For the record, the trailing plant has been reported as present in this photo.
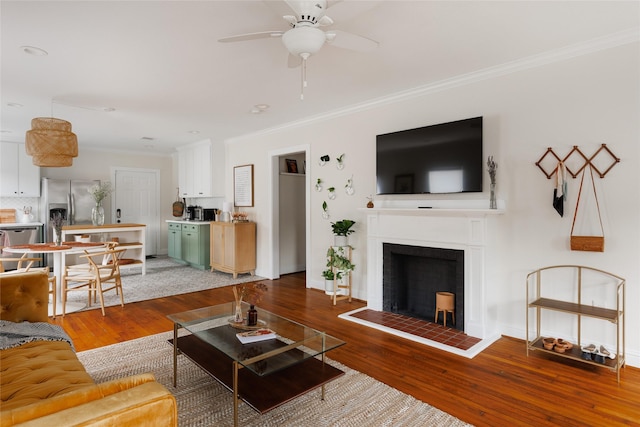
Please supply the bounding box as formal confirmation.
[326,246,355,275]
[331,219,355,236]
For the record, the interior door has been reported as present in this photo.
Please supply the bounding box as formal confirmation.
[113,168,159,256]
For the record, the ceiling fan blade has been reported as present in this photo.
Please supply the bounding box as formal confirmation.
[218,31,284,43]
[287,53,302,68]
[325,29,378,52]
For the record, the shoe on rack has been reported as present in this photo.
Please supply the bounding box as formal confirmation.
[599,345,615,359]
[581,343,597,353]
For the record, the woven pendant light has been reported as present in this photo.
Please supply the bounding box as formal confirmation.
[25,117,78,167]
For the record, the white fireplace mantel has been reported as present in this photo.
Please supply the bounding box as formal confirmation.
[362,207,503,344]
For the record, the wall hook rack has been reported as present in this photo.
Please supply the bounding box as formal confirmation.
[535,144,620,179]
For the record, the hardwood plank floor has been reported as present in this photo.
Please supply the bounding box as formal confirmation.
[53,272,640,426]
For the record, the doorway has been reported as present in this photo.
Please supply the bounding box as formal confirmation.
[268,145,310,281]
[111,167,160,256]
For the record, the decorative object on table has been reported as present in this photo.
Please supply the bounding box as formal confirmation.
[25,116,78,167]
[322,201,329,219]
[221,201,234,222]
[336,153,345,170]
[319,154,330,166]
[233,164,254,207]
[331,219,355,247]
[88,181,112,226]
[247,305,258,326]
[51,212,65,245]
[172,188,184,217]
[285,158,298,173]
[315,178,323,192]
[328,186,336,200]
[553,161,567,217]
[487,156,497,209]
[570,166,604,252]
[231,211,249,222]
[345,176,354,195]
[366,195,374,208]
[236,328,276,344]
[231,282,268,323]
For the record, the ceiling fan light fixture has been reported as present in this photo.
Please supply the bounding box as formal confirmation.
[281,26,326,57]
[25,117,78,167]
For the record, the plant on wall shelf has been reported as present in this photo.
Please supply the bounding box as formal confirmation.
[315,178,323,192]
[336,153,345,170]
[322,201,329,219]
[328,186,336,200]
[345,176,354,195]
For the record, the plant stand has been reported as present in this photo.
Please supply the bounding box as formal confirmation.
[329,245,352,305]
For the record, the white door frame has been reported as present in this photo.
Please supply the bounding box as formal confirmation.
[110,167,161,256]
[267,145,310,284]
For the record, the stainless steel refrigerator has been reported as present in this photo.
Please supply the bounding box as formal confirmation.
[39,178,100,256]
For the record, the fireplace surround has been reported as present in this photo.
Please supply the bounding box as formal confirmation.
[340,203,503,357]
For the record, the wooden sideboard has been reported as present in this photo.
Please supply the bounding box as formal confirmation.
[209,221,256,278]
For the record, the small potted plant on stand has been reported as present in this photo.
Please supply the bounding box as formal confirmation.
[331,219,355,247]
[324,246,355,296]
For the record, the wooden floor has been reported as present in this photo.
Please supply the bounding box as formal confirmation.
[53,272,640,426]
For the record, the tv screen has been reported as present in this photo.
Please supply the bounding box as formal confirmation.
[376,117,483,195]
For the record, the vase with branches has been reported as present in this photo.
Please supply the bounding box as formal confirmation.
[88,181,112,225]
[51,213,65,245]
[232,282,268,323]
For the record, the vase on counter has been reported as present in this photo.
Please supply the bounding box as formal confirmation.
[234,301,243,323]
[92,202,105,226]
[489,183,497,209]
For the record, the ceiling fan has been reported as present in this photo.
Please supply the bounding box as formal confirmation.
[218,0,379,99]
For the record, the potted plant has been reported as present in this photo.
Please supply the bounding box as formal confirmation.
[324,246,355,295]
[331,219,355,246]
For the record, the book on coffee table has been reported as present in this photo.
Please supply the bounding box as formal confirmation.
[236,328,277,344]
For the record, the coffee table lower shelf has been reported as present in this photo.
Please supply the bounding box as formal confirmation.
[170,334,344,414]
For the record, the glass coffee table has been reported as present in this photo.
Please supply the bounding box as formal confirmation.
[168,302,345,427]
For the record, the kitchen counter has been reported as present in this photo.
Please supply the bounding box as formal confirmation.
[0,222,44,228]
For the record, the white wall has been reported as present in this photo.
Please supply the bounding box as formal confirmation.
[226,42,640,366]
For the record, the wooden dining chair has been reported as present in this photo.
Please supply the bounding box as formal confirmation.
[62,247,126,316]
[0,251,57,318]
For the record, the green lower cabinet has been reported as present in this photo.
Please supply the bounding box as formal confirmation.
[181,223,210,270]
[168,223,183,261]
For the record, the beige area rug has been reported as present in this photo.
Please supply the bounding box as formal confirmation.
[77,331,472,427]
[66,256,264,311]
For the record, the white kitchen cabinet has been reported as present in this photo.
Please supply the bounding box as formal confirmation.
[177,140,212,198]
[0,142,40,197]
[211,141,226,197]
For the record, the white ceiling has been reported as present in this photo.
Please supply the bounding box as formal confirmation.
[1,1,638,155]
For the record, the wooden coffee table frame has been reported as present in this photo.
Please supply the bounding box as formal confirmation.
[170,315,344,426]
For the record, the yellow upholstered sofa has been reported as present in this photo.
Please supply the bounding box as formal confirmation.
[0,271,178,426]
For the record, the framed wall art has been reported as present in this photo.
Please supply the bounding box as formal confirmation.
[234,164,254,207]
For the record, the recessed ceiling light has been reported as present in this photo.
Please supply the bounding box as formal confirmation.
[103,107,116,112]
[21,45,48,56]
[140,136,155,141]
[188,130,200,135]
[0,130,12,134]
[251,103,270,114]
[7,102,23,108]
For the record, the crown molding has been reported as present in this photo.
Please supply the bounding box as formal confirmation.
[228,27,640,144]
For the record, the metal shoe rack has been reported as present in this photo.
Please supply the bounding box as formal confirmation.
[525,265,625,383]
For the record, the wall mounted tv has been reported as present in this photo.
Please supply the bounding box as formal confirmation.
[376,116,483,195]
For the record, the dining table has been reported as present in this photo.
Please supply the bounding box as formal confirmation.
[3,241,106,315]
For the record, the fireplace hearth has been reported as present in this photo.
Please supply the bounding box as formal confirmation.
[383,243,464,331]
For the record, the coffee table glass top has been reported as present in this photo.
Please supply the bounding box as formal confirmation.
[168,302,345,376]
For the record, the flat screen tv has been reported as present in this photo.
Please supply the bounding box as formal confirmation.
[376,116,483,195]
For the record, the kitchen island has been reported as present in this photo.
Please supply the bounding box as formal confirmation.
[62,223,146,275]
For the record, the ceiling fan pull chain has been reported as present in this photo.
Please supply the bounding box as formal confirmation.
[300,56,308,100]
